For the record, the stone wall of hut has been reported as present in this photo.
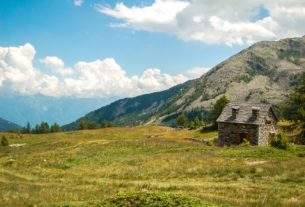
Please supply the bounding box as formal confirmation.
[218,122,259,146]
[258,111,278,146]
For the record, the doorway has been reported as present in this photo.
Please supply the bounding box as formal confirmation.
[235,133,249,144]
[268,132,276,144]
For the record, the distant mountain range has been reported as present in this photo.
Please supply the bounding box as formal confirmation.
[63,36,305,130]
[0,117,21,132]
[0,95,114,126]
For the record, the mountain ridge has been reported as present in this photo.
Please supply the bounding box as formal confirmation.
[63,36,305,130]
[0,117,21,132]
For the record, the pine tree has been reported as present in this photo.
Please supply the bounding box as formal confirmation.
[78,120,99,130]
[200,119,206,128]
[26,122,31,133]
[34,124,40,134]
[101,120,113,128]
[40,122,50,133]
[189,121,195,129]
[50,123,61,133]
[284,72,305,143]
[194,116,201,129]
[78,120,88,130]
[87,121,99,129]
[176,114,188,128]
[211,96,229,128]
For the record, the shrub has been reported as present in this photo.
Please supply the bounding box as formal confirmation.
[77,120,99,130]
[102,192,207,207]
[240,139,250,147]
[1,136,9,147]
[101,121,113,128]
[189,121,196,130]
[176,114,188,128]
[60,192,213,207]
[207,140,213,146]
[271,133,290,150]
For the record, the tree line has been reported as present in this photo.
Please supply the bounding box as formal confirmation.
[18,120,115,134]
[176,96,229,130]
[21,122,61,134]
[77,120,114,130]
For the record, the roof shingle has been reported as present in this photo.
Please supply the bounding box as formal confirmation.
[216,103,274,125]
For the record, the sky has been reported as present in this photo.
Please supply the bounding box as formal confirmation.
[0,0,305,99]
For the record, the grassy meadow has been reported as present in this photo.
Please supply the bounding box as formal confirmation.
[0,126,304,207]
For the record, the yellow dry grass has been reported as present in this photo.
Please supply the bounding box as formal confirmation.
[0,125,304,207]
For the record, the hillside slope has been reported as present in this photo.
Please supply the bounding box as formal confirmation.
[0,117,21,132]
[64,36,305,129]
[63,82,193,130]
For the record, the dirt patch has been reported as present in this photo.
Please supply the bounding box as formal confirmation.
[87,140,111,145]
[245,160,267,166]
[9,143,26,147]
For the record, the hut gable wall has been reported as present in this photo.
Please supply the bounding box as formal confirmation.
[258,111,278,146]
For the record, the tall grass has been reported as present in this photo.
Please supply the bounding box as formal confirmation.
[0,126,304,206]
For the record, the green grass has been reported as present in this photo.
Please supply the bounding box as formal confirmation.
[0,126,304,207]
[60,192,219,207]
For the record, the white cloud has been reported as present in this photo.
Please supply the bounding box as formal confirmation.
[0,43,188,98]
[74,0,84,7]
[96,0,189,33]
[98,0,189,24]
[97,0,305,46]
[40,56,73,77]
[132,68,188,93]
[186,67,211,78]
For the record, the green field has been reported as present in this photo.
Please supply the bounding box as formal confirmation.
[0,126,304,206]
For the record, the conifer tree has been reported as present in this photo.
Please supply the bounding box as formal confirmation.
[284,72,305,143]
[50,123,61,133]
[211,96,229,128]
[176,114,189,128]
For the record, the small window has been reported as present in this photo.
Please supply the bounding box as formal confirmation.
[266,119,272,125]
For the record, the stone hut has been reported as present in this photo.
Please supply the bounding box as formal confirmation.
[216,103,278,146]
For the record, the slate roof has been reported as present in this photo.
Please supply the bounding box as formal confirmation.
[216,103,277,125]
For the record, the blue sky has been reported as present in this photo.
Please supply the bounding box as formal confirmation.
[0,0,243,77]
[0,0,304,125]
[0,0,304,99]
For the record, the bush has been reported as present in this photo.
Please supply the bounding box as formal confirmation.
[60,192,214,207]
[189,121,196,130]
[101,121,113,128]
[271,133,290,150]
[77,120,99,130]
[1,136,9,147]
[176,114,188,128]
[207,140,213,146]
[103,192,208,207]
[240,140,250,147]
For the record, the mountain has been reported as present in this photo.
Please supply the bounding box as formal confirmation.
[0,117,21,132]
[64,36,305,130]
[0,95,114,126]
[62,82,192,130]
